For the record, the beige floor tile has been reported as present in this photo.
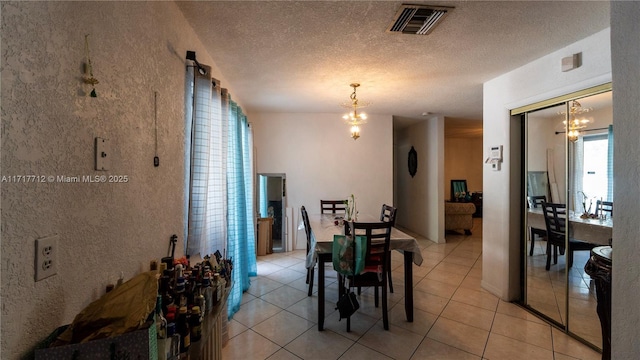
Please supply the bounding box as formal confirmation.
[459,275,484,291]
[358,321,424,360]
[232,297,283,328]
[440,300,495,331]
[452,287,499,312]
[411,338,481,360]
[483,333,553,360]
[443,254,479,266]
[412,289,450,315]
[286,296,337,322]
[338,343,394,359]
[227,318,249,339]
[222,329,281,359]
[267,348,303,360]
[266,267,307,285]
[434,261,472,276]
[495,300,547,325]
[261,284,309,309]
[426,268,466,286]
[285,327,355,360]
[322,309,378,341]
[257,260,287,276]
[415,277,458,299]
[388,301,438,336]
[490,312,552,350]
[551,328,602,360]
[252,310,315,346]
[427,317,489,357]
[247,276,286,297]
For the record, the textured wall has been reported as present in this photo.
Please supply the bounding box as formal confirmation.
[0,2,216,358]
[611,2,640,357]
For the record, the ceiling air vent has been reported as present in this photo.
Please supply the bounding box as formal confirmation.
[387,4,453,35]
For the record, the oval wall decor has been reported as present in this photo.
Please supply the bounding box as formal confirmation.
[408,146,418,177]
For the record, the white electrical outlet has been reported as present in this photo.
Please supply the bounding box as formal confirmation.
[35,235,58,281]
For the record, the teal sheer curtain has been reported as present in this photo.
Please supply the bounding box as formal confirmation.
[607,124,614,201]
[223,92,257,318]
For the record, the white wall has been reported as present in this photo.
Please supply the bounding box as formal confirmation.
[0,2,237,358]
[394,117,446,243]
[610,2,640,357]
[251,112,393,250]
[482,28,612,300]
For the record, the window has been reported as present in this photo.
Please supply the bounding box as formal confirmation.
[582,134,609,201]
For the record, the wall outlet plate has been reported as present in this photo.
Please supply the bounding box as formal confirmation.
[35,234,58,281]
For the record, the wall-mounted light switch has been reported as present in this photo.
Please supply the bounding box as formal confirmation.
[95,137,110,171]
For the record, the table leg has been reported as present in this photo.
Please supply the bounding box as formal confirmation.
[404,251,414,322]
[318,256,325,331]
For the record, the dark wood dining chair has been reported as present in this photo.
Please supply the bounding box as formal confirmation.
[320,200,347,214]
[541,201,597,270]
[300,206,314,296]
[380,204,397,293]
[527,195,547,256]
[338,221,393,331]
[596,200,613,217]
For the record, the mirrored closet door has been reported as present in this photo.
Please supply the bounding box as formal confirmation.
[520,86,612,351]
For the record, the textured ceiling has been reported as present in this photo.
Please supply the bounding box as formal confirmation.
[177,1,610,129]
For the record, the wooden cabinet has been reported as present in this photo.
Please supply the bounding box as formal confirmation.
[257,217,273,256]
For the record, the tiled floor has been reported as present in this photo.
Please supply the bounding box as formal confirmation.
[223,219,602,359]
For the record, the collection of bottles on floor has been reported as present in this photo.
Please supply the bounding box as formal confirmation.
[152,251,232,360]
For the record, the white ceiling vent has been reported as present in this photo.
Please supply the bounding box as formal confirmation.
[387,4,453,35]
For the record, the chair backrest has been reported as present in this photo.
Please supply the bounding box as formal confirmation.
[450,179,468,201]
[349,221,393,271]
[380,204,397,226]
[541,201,566,246]
[320,200,347,214]
[596,200,613,217]
[300,206,312,247]
[527,195,546,209]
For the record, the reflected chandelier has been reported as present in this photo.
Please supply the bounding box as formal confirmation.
[562,100,592,142]
[341,83,369,140]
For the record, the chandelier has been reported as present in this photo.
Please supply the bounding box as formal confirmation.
[341,83,369,140]
[562,100,591,142]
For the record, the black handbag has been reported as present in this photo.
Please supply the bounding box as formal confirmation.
[335,290,359,320]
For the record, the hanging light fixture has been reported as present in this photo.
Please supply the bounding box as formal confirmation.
[341,83,369,140]
[561,100,591,142]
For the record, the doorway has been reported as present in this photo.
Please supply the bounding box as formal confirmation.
[257,173,287,252]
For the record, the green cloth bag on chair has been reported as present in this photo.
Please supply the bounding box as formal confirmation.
[332,234,367,276]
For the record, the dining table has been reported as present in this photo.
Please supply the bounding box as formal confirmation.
[305,213,423,331]
[527,208,613,245]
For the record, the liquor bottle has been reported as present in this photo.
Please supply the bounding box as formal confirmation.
[177,306,191,355]
[190,306,202,342]
[166,319,180,360]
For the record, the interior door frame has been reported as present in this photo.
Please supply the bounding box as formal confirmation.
[257,173,287,252]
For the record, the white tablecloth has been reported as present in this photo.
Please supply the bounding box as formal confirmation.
[304,213,423,268]
[527,209,612,245]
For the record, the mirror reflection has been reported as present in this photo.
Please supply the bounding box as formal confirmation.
[524,91,612,350]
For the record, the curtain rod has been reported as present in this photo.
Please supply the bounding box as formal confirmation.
[555,126,609,135]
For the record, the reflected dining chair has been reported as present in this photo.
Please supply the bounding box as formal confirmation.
[300,206,314,296]
[320,200,347,214]
[380,204,397,293]
[527,195,547,256]
[596,200,613,217]
[338,221,393,331]
[541,201,597,270]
